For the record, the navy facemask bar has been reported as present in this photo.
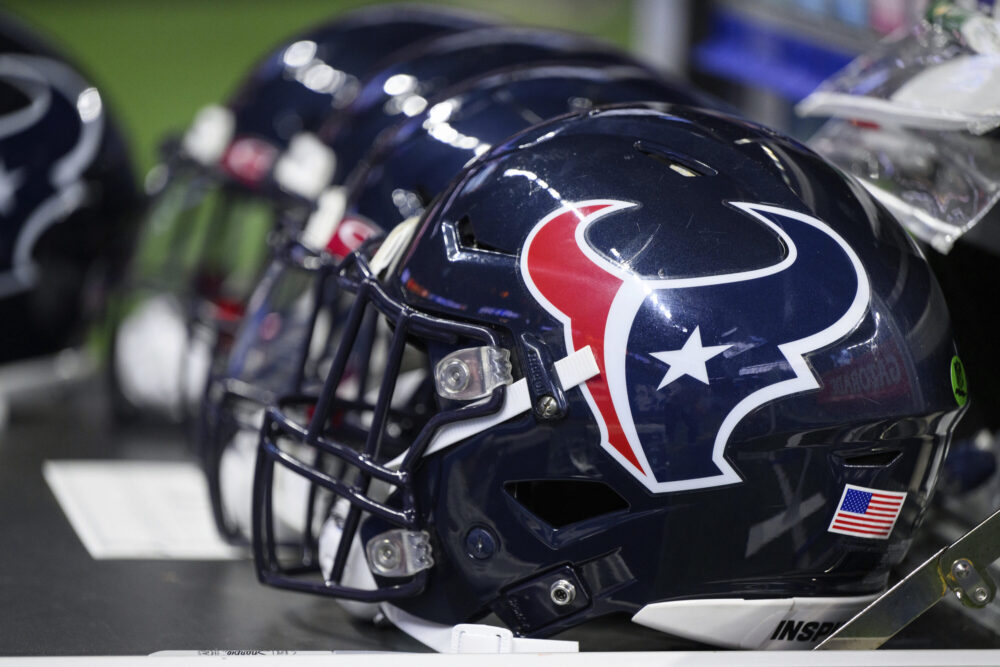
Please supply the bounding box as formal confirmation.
[203,236,385,545]
[252,248,505,601]
[202,240,340,543]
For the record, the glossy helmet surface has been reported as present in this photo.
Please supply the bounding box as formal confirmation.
[0,14,139,364]
[204,62,727,543]
[314,25,712,187]
[252,105,965,650]
[112,5,490,418]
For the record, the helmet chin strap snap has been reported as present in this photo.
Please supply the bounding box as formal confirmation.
[380,602,579,654]
[433,346,512,401]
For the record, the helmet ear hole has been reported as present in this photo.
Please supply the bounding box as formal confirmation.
[504,479,629,528]
[454,215,510,255]
[633,140,717,177]
[835,448,902,468]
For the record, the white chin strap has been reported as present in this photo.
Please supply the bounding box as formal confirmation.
[317,516,578,654]
[218,428,259,539]
[318,513,382,622]
[114,295,211,418]
[220,422,317,542]
[381,603,578,654]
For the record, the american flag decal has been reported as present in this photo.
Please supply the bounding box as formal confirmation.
[827,484,906,539]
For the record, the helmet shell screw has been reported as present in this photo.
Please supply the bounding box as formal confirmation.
[374,539,401,571]
[440,358,471,394]
[536,395,559,419]
[550,579,576,606]
[466,526,497,560]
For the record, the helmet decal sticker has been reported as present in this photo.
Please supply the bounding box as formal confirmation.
[520,200,871,493]
[950,355,968,407]
[827,484,906,539]
[220,136,279,186]
[326,214,381,260]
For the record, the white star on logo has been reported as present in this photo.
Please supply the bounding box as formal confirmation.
[650,326,732,389]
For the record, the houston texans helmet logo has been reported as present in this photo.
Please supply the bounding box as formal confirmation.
[520,199,870,493]
[0,54,104,298]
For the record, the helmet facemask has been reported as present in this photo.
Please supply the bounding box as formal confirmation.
[204,238,365,542]
[114,122,308,420]
[251,238,509,603]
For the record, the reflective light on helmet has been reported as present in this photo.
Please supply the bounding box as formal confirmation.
[181,105,234,166]
[273,133,337,200]
[382,73,417,96]
[300,63,345,95]
[282,40,317,69]
[400,95,428,117]
[76,87,101,122]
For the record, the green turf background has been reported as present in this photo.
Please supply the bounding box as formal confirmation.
[3,0,634,180]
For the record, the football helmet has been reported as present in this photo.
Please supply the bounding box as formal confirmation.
[0,15,139,366]
[203,62,727,543]
[252,105,965,651]
[111,5,491,419]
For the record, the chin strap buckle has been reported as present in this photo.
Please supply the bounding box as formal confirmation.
[381,603,578,654]
[451,624,576,654]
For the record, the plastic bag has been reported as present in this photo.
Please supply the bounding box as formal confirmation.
[797,2,1000,135]
[808,119,1000,253]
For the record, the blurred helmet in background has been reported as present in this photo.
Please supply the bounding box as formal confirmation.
[0,14,140,373]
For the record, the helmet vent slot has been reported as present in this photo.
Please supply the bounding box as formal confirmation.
[837,449,902,468]
[455,215,513,255]
[504,479,629,528]
[633,141,717,178]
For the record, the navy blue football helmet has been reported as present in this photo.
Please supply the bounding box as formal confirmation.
[0,15,139,365]
[202,63,727,544]
[112,6,490,418]
[251,105,965,651]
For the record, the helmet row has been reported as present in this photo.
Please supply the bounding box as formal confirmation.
[1,6,965,653]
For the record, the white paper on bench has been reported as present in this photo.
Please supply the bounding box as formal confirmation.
[43,460,243,560]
